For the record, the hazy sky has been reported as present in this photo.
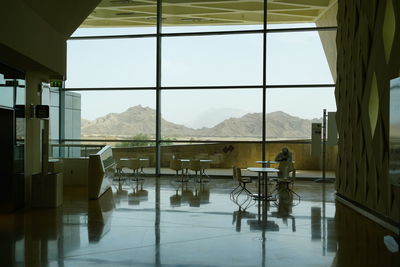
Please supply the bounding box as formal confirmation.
[66,24,336,125]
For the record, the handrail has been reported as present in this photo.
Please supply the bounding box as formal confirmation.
[52,144,105,148]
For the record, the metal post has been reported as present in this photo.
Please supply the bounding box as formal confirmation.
[322,109,326,181]
[60,86,66,158]
[155,0,162,176]
[262,0,267,163]
[315,109,333,183]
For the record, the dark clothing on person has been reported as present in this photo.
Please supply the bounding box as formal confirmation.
[275,148,292,162]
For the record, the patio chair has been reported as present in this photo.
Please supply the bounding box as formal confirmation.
[190,159,208,183]
[230,167,255,209]
[124,158,143,183]
[170,159,187,182]
[139,158,150,175]
[273,161,300,200]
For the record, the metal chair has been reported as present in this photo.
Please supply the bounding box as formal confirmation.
[170,159,187,182]
[139,158,149,175]
[230,167,254,209]
[114,158,129,187]
[124,158,142,183]
[200,160,211,179]
[190,159,207,183]
[273,161,300,200]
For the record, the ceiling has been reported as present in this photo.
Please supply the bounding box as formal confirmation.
[80,0,337,28]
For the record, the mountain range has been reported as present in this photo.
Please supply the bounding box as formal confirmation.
[81,105,320,139]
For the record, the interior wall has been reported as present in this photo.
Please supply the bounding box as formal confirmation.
[0,0,101,208]
[0,0,101,78]
[336,0,400,223]
[0,0,66,77]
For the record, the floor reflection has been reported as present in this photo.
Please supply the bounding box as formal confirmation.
[88,189,115,243]
[0,178,398,266]
[169,181,210,208]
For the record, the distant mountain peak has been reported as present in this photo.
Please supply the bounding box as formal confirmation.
[185,107,249,129]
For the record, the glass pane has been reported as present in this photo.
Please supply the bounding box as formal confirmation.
[72,27,156,37]
[16,87,25,105]
[267,2,337,29]
[66,38,156,88]
[161,89,262,140]
[41,86,50,105]
[70,90,156,141]
[267,23,316,29]
[50,89,60,106]
[50,107,60,141]
[266,30,336,85]
[266,87,336,140]
[64,91,74,109]
[0,84,13,107]
[160,142,262,176]
[64,108,74,139]
[74,0,157,36]
[17,79,26,87]
[162,0,263,33]
[63,91,81,140]
[162,34,263,86]
[73,110,81,139]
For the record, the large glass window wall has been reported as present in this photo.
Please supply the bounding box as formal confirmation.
[65,0,337,176]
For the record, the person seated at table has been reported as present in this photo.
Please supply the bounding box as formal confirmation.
[275,147,295,179]
[275,147,292,162]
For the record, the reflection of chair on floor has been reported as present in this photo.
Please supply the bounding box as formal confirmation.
[199,183,210,204]
[115,159,129,188]
[128,181,148,205]
[181,183,193,204]
[170,189,182,207]
[189,191,201,207]
[189,184,201,207]
[232,208,256,232]
[170,159,187,182]
[273,161,300,200]
[271,191,297,232]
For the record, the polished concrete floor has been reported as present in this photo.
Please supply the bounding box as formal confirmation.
[0,178,398,267]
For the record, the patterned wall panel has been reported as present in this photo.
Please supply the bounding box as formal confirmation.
[336,0,400,222]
